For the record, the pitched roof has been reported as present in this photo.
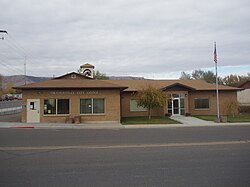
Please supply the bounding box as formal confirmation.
[14,74,241,92]
[238,80,250,89]
[14,79,127,90]
[54,72,92,80]
[80,63,94,68]
[104,79,241,92]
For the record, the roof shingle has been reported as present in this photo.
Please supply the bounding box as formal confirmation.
[14,77,241,91]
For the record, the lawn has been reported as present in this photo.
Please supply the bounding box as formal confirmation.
[121,116,180,125]
[193,113,250,123]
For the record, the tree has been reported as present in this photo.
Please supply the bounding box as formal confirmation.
[180,69,223,84]
[3,82,16,94]
[180,72,191,80]
[191,69,217,83]
[136,86,167,120]
[94,70,109,80]
[223,74,250,87]
[224,100,238,118]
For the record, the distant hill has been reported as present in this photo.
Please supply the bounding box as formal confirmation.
[108,76,145,80]
[3,75,145,86]
[3,75,51,86]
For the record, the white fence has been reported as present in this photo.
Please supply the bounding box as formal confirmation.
[0,100,22,115]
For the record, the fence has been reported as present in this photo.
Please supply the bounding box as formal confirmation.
[0,100,22,115]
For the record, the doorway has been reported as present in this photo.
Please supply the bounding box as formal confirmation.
[27,99,40,123]
[167,93,185,116]
[173,98,180,115]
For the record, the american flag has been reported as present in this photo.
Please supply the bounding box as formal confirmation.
[214,42,217,63]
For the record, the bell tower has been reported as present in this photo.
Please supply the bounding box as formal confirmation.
[80,63,95,79]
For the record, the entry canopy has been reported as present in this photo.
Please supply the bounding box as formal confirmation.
[161,83,196,91]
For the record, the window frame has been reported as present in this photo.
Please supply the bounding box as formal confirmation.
[130,99,147,112]
[194,98,210,110]
[43,98,70,116]
[80,98,105,115]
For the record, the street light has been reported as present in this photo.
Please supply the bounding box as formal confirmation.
[0,30,8,40]
[0,30,8,34]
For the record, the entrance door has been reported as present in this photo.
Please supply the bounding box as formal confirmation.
[172,98,180,115]
[27,99,40,123]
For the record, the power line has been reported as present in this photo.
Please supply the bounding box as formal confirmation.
[0,55,24,72]
[6,33,48,66]
[0,31,28,77]
[6,34,27,56]
[2,38,26,59]
[0,60,22,75]
[0,57,24,72]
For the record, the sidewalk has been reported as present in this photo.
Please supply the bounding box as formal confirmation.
[170,115,215,125]
[0,121,250,129]
[0,122,124,129]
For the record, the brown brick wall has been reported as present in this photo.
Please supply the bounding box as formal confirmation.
[121,92,165,117]
[188,90,238,115]
[121,90,238,117]
[121,91,190,117]
[21,88,239,123]
[22,89,121,123]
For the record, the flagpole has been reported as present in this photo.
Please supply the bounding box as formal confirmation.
[214,42,220,120]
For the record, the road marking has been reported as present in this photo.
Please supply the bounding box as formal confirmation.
[0,140,250,151]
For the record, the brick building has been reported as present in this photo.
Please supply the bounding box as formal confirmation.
[238,80,250,107]
[15,64,240,123]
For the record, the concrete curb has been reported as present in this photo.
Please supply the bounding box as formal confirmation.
[0,122,124,129]
[10,126,35,129]
[0,122,250,129]
[123,122,250,129]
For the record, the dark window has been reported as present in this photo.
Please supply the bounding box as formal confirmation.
[44,99,56,114]
[80,99,92,114]
[57,99,69,114]
[80,98,105,114]
[30,102,37,110]
[194,98,210,109]
[44,99,69,115]
[93,99,105,114]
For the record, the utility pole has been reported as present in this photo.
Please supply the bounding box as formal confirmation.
[24,56,27,85]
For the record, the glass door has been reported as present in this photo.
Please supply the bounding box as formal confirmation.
[173,98,180,115]
[167,93,185,116]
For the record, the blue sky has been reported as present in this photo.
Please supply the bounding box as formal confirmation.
[0,0,249,79]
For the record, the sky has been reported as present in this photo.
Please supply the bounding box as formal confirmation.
[0,0,249,79]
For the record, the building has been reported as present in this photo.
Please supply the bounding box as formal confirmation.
[15,64,241,123]
[238,80,250,106]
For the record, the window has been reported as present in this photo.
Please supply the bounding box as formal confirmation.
[130,99,147,112]
[194,98,210,109]
[93,99,105,114]
[71,74,76,79]
[44,99,69,115]
[57,99,69,114]
[80,98,105,114]
[80,99,92,114]
[30,102,37,110]
[44,99,56,114]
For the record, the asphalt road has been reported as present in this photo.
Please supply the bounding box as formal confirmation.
[1,126,250,187]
